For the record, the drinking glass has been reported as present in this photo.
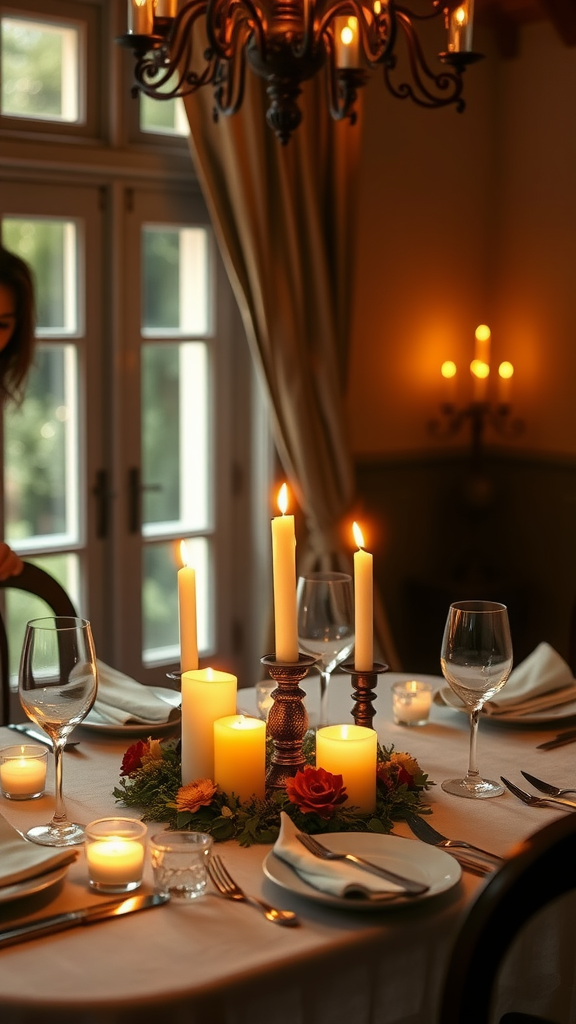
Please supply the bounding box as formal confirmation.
[440,600,513,799]
[297,572,355,728]
[18,616,98,845]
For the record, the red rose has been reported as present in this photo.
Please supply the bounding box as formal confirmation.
[285,766,348,820]
[120,740,149,776]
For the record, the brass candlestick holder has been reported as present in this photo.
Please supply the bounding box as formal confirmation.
[261,654,317,793]
[342,661,388,729]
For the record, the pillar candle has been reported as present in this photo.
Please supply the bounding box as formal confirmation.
[213,715,266,802]
[352,521,373,671]
[271,483,299,663]
[178,540,198,673]
[316,724,377,813]
[181,668,237,783]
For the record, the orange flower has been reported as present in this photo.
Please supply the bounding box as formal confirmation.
[141,738,163,765]
[176,778,217,814]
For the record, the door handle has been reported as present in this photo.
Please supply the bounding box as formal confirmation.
[127,467,162,534]
[92,469,111,540]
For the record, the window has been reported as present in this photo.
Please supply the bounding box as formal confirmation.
[1,14,83,123]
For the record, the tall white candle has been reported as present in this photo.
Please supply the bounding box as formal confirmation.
[316,724,377,813]
[353,521,373,671]
[213,715,266,801]
[181,668,237,783]
[178,540,198,673]
[271,483,299,663]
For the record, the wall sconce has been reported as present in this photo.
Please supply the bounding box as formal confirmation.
[429,325,523,467]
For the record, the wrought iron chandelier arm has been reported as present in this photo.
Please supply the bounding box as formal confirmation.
[207,0,267,59]
[384,9,464,110]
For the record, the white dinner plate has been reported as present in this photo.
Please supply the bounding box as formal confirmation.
[263,833,461,910]
[0,864,69,905]
[79,687,181,737]
[434,687,576,725]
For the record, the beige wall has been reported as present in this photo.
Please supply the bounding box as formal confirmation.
[346,20,576,459]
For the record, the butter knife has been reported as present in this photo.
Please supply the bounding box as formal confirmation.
[7,723,79,751]
[537,728,576,751]
[0,892,169,949]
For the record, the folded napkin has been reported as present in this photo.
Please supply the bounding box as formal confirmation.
[0,812,77,889]
[272,812,403,899]
[88,660,180,726]
[483,643,576,716]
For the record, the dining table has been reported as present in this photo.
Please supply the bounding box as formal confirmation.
[1,670,576,1024]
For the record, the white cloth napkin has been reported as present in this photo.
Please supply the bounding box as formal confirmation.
[88,660,180,726]
[0,812,77,888]
[483,643,576,716]
[272,812,403,899]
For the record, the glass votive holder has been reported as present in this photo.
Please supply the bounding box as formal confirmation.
[150,831,213,900]
[255,679,275,720]
[0,744,48,800]
[85,817,147,894]
[392,680,433,727]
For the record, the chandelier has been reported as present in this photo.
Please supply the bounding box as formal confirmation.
[118,0,483,145]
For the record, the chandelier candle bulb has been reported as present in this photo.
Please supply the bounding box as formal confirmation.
[181,668,237,783]
[85,818,147,894]
[316,724,377,813]
[0,745,47,800]
[441,360,457,405]
[213,715,266,802]
[474,324,491,366]
[335,16,361,68]
[178,540,198,673]
[271,484,299,663]
[127,0,154,35]
[352,522,373,671]
[498,361,514,405]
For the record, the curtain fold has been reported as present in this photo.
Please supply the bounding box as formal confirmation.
[183,70,400,668]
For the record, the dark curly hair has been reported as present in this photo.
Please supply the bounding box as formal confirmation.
[0,245,36,404]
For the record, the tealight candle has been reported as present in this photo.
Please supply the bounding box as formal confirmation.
[392,680,433,726]
[316,724,377,813]
[213,715,266,802]
[85,818,147,893]
[0,745,47,800]
[181,668,237,784]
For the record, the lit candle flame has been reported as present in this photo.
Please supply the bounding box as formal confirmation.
[277,483,289,515]
[455,6,467,25]
[441,360,457,379]
[498,361,514,379]
[475,324,491,342]
[180,539,190,567]
[352,521,365,549]
[470,359,490,380]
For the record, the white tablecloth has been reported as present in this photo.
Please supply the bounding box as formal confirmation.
[1,671,576,1024]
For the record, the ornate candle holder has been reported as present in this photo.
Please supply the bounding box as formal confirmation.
[261,654,317,792]
[342,661,388,729]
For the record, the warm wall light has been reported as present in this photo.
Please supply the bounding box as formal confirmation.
[441,360,457,379]
[498,361,514,404]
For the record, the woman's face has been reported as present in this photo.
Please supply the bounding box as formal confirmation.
[0,283,17,353]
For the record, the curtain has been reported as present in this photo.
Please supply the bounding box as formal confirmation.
[182,68,400,669]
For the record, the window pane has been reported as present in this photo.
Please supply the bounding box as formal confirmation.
[140,94,189,137]
[6,553,80,683]
[142,342,209,532]
[2,218,78,334]
[1,16,81,123]
[4,345,79,547]
[142,538,210,663]
[142,226,209,336]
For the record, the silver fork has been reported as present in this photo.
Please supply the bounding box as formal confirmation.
[207,855,299,926]
[521,771,576,798]
[296,832,429,895]
[404,813,503,866]
[501,776,576,811]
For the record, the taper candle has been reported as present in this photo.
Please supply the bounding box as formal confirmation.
[178,540,198,673]
[181,668,237,783]
[271,483,299,663]
[352,521,373,671]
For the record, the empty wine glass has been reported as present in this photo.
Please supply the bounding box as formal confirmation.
[440,600,513,799]
[297,572,355,728]
[18,616,98,846]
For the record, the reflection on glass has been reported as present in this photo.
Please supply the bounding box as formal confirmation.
[142,226,209,335]
[142,538,210,663]
[5,554,80,682]
[142,342,209,531]
[4,345,78,546]
[2,217,78,334]
[1,16,80,122]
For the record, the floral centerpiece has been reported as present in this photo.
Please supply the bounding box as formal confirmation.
[113,734,432,847]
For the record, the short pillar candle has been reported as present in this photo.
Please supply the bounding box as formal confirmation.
[181,668,237,784]
[316,724,377,813]
[214,715,266,802]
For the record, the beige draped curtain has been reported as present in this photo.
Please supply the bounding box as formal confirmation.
[183,70,400,668]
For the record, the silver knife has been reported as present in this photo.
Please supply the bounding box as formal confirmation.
[537,728,576,751]
[7,723,79,751]
[0,892,169,949]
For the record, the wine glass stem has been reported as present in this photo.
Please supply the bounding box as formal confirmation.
[319,670,331,728]
[51,740,68,826]
[465,708,481,786]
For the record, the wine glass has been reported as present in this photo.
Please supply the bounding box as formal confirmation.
[440,600,513,799]
[18,616,98,846]
[297,572,355,728]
